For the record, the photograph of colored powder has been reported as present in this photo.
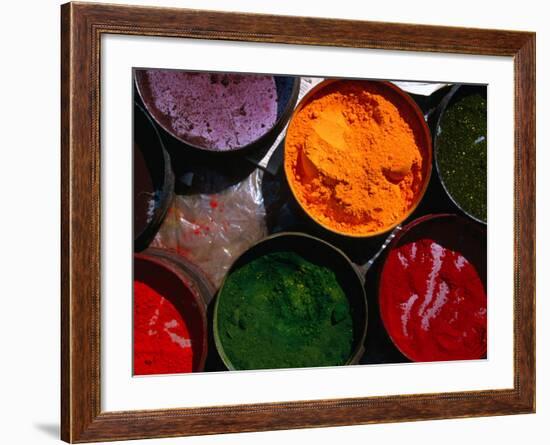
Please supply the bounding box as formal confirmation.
[132,70,489,375]
[143,71,280,151]
[216,251,354,370]
[285,80,430,236]
[379,217,487,362]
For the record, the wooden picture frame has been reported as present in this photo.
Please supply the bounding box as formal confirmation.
[61,1,536,442]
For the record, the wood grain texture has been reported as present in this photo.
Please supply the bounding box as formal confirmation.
[60,1,536,442]
[513,34,536,410]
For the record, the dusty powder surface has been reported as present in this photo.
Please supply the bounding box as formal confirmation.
[285,81,428,236]
[145,71,278,151]
[217,251,353,370]
[133,280,194,375]
[379,220,487,362]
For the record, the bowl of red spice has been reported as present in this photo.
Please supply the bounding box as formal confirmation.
[133,251,212,375]
[378,214,487,362]
[284,79,432,238]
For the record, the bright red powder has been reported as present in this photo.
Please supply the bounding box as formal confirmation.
[379,220,487,362]
[134,281,194,375]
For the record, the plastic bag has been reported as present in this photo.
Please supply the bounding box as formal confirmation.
[151,169,268,289]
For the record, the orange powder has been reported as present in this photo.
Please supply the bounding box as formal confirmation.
[285,80,430,236]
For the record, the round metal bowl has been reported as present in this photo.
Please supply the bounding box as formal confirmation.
[283,79,433,239]
[378,213,487,362]
[212,232,368,371]
[135,70,300,155]
[134,102,174,252]
[433,84,487,225]
[134,250,211,373]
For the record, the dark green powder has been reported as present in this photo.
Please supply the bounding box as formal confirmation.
[216,251,354,370]
[437,93,487,222]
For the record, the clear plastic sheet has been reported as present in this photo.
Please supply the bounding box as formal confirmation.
[151,169,268,289]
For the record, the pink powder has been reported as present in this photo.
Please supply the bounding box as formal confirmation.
[145,71,279,151]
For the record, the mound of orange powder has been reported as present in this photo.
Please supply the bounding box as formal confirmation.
[285,80,430,236]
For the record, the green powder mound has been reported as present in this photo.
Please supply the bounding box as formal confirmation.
[216,251,354,370]
[437,93,487,222]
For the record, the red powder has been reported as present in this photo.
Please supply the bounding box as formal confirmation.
[134,281,194,375]
[209,199,219,209]
[379,223,487,362]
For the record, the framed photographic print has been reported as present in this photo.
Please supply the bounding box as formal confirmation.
[61,2,536,442]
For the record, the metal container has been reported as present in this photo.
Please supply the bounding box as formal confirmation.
[134,102,175,252]
[144,247,216,305]
[433,84,487,224]
[378,213,487,362]
[213,232,368,371]
[134,250,213,372]
[135,70,300,155]
[283,79,433,238]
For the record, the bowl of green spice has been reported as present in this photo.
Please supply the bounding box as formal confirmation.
[434,85,487,223]
[213,232,368,371]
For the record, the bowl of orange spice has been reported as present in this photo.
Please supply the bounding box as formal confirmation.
[284,79,432,238]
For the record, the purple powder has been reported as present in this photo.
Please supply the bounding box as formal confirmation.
[145,71,279,151]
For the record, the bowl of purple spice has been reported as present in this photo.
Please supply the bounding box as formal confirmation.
[135,69,300,154]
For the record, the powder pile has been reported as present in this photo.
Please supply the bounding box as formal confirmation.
[144,70,278,151]
[134,280,195,375]
[379,218,487,362]
[216,251,353,370]
[285,80,428,236]
[151,170,268,288]
[437,92,487,222]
